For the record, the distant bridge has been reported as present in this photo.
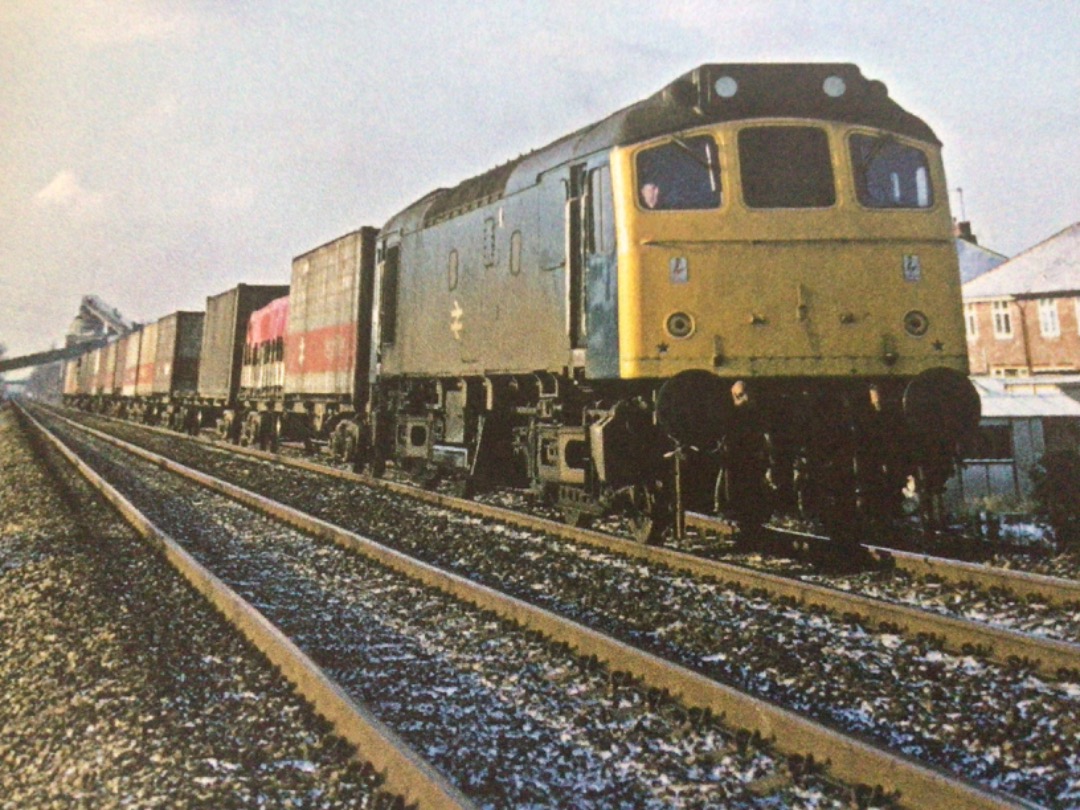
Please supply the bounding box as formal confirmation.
[0,295,134,374]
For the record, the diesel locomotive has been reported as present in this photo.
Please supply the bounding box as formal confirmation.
[64,63,981,543]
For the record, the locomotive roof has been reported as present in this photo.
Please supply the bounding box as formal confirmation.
[386,63,939,233]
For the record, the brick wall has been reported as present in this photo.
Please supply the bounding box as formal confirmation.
[966,295,1080,375]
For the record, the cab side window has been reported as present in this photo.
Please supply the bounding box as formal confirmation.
[851,134,933,208]
[635,135,721,211]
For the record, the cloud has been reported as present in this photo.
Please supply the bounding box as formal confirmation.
[70,2,198,47]
[128,93,181,135]
[209,185,256,213]
[34,171,106,217]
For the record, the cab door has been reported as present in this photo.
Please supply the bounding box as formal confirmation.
[565,164,587,354]
[583,163,619,378]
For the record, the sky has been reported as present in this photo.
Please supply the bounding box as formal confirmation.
[1,0,1078,360]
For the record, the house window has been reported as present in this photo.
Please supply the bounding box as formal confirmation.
[965,303,978,340]
[992,300,1013,339]
[1038,298,1060,338]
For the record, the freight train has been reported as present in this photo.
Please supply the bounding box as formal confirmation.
[63,63,981,544]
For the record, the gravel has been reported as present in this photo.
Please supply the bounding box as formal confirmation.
[43,409,864,809]
[51,409,1080,809]
[0,406,385,809]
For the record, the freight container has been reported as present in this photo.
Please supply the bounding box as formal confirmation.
[134,320,159,397]
[77,345,97,397]
[153,311,204,395]
[97,340,119,397]
[241,296,288,394]
[62,357,81,397]
[197,284,289,403]
[117,328,143,398]
[284,228,377,400]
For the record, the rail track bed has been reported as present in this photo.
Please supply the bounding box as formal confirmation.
[30,408,885,809]
[0,405,392,808]
[41,407,1080,808]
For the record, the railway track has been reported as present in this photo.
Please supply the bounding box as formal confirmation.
[29,404,1080,808]
[684,514,1080,610]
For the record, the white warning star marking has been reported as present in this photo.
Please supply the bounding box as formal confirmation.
[450,300,464,340]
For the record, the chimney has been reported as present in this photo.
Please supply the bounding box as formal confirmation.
[954,220,978,245]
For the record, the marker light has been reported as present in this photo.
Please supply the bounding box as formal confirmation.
[714,76,738,98]
[823,76,846,97]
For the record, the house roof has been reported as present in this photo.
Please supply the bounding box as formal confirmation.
[956,237,1007,284]
[963,222,1080,300]
[973,375,1080,419]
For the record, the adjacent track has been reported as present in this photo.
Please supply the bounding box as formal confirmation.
[88,409,1078,679]
[685,513,1080,609]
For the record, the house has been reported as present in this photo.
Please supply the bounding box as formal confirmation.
[947,222,1080,508]
[962,222,1080,376]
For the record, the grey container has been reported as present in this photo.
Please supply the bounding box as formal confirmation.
[197,284,289,402]
[153,311,205,395]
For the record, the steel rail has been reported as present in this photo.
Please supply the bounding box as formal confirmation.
[48,406,1080,678]
[45,409,1039,810]
[19,405,476,810]
[866,545,1080,606]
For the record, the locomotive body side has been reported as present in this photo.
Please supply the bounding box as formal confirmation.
[367,63,979,537]
[375,174,574,379]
